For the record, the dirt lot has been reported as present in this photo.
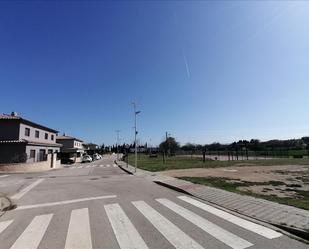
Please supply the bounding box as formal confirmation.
[161,165,309,199]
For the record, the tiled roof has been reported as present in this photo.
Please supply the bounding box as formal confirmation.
[0,139,62,147]
[0,139,27,143]
[56,135,83,142]
[0,113,58,133]
[0,114,21,120]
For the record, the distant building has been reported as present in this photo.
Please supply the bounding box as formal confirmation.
[83,143,99,155]
[0,112,62,163]
[56,135,84,162]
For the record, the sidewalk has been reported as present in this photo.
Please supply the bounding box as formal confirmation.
[116,161,309,233]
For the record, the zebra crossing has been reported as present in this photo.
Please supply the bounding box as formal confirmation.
[0,196,282,249]
[68,164,118,169]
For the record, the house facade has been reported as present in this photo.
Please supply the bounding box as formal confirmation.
[0,113,62,163]
[56,135,84,162]
[83,143,99,155]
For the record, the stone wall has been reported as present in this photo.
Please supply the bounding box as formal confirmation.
[0,154,62,172]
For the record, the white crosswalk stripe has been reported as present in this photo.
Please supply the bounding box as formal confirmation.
[0,220,13,234]
[132,200,204,249]
[178,196,282,239]
[0,198,287,249]
[11,179,45,200]
[157,198,253,249]
[10,214,53,249]
[65,208,92,249]
[0,175,9,178]
[105,203,149,249]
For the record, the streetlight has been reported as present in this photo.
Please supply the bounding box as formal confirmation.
[132,102,141,172]
[115,130,121,160]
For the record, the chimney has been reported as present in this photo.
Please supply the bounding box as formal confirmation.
[11,111,18,117]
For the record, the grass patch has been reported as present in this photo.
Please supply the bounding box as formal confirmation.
[178,176,309,210]
[127,153,309,172]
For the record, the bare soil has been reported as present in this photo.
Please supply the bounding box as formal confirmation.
[161,165,309,198]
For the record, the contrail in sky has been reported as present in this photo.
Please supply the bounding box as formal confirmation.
[182,49,191,79]
[173,10,191,79]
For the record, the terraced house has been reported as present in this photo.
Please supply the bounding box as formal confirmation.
[0,112,62,163]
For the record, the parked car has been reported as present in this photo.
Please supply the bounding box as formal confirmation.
[92,153,102,160]
[82,155,92,163]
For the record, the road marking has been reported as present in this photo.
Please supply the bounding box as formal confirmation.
[78,166,83,168]
[157,198,253,249]
[106,164,110,167]
[16,195,117,210]
[0,175,9,178]
[0,220,13,234]
[10,214,53,249]
[86,165,91,168]
[11,179,45,200]
[132,201,203,249]
[113,164,117,167]
[105,203,149,249]
[178,196,282,239]
[65,208,92,249]
[99,165,104,168]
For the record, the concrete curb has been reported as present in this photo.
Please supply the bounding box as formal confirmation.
[115,160,309,242]
[0,194,13,213]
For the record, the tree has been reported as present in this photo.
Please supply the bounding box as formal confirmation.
[159,136,180,155]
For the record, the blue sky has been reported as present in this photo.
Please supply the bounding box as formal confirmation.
[1,1,309,146]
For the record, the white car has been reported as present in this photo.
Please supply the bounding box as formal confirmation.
[92,153,101,160]
[82,155,92,163]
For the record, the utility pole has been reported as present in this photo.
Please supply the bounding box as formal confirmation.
[132,102,140,172]
[115,130,121,160]
[166,132,171,156]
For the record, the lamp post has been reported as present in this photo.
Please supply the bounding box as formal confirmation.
[115,130,121,160]
[132,102,140,172]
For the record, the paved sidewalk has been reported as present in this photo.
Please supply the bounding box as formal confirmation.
[117,161,309,232]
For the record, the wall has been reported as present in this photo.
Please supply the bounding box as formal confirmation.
[0,120,20,140]
[25,145,60,163]
[0,143,26,163]
[56,139,74,149]
[0,154,62,172]
[19,123,57,144]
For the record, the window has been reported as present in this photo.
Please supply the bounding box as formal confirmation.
[25,128,30,136]
[45,133,48,139]
[35,130,39,138]
[48,149,53,154]
[30,150,35,158]
[51,134,54,141]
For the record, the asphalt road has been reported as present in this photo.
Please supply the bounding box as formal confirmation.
[0,154,308,249]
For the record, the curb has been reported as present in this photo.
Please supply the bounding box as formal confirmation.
[115,160,133,175]
[0,195,14,213]
[116,161,309,242]
[153,179,309,242]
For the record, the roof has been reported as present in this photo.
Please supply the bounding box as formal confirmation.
[0,139,27,144]
[56,135,83,142]
[0,114,20,120]
[84,143,98,146]
[0,113,59,133]
[0,139,62,147]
